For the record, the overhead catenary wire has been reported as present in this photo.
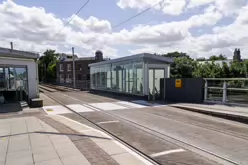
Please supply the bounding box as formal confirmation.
[52,0,90,41]
[81,0,165,44]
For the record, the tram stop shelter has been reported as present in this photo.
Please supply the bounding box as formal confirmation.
[0,47,39,104]
[89,53,174,100]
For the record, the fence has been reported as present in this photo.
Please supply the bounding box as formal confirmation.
[204,78,248,105]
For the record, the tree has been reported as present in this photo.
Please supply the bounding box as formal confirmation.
[171,57,196,78]
[229,61,245,78]
[208,54,227,61]
[193,62,222,78]
[196,57,206,61]
[38,49,58,82]
[221,62,231,78]
[47,63,57,80]
[243,60,248,78]
[162,51,190,59]
[161,52,195,78]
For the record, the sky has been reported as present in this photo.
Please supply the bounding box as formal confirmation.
[1,0,248,59]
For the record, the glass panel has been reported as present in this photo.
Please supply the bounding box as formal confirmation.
[106,65,111,90]
[149,69,154,100]
[136,67,143,94]
[123,63,133,93]
[9,67,15,89]
[96,68,100,88]
[4,68,9,89]
[100,66,105,89]
[90,67,95,89]
[128,64,133,93]
[15,68,27,92]
[154,69,164,100]
[0,68,4,88]
[117,66,123,91]
[122,65,126,92]
[133,63,143,95]
[111,65,117,90]
[124,65,129,93]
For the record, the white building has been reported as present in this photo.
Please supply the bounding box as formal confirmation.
[0,47,39,102]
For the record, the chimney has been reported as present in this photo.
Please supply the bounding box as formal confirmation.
[10,42,13,50]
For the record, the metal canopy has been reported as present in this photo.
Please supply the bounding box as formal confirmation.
[89,53,174,67]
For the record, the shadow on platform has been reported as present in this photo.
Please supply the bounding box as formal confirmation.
[0,102,22,113]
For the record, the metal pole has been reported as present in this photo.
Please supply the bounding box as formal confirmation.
[222,81,227,103]
[204,80,208,100]
[72,47,76,89]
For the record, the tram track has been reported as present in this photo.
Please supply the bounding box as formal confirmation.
[40,86,240,165]
[137,110,248,141]
[43,85,248,141]
[58,86,248,141]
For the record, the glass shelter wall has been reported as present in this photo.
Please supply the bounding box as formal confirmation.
[0,66,28,93]
[90,59,144,95]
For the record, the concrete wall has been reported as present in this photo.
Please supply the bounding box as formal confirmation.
[165,78,204,103]
[0,57,38,99]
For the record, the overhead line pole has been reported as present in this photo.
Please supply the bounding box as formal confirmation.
[72,47,76,89]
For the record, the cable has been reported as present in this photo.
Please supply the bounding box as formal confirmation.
[82,0,165,43]
[52,0,90,41]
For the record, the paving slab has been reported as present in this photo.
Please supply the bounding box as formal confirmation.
[89,102,128,111]
[8,135,31,152]
[6,149,33,165]
[95,140,127,156]
[33,145,59,163]
[112,152,146,165]
[35,158,63,165]
[0,153,5,163]
[53,142,81,158]
[10,120,27,135]
[26,117,43,132]
[61,154,91,165]
[49,135,71,144]
[30,134,52,148]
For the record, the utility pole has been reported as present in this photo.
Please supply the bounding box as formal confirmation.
[72,47,76,89]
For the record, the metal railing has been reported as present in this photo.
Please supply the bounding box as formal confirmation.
[204,78,248,105]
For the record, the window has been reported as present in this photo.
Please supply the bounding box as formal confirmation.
[77,64,82,71]
[0,68,4,88]
[68,74,72,78]
[77,74,82,80]
[67,64,71,71]
[60,64,63,71]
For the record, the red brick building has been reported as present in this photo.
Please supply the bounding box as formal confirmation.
[56,51,105,88]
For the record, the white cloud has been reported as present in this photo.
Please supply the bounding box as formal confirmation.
[188,0,214,8]
[0,0,113,57]
[125,3,248,59]
[188,0,247,16]
[160,0,186,15]
[1,0,248,60]
[69,15,111,33]
[215,0,247,16]
[104,7,222,47]
[117,0,247,16]
[117,0,186,15]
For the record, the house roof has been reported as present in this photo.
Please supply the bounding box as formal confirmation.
[0,47,39,59]
[89,53,174,67]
